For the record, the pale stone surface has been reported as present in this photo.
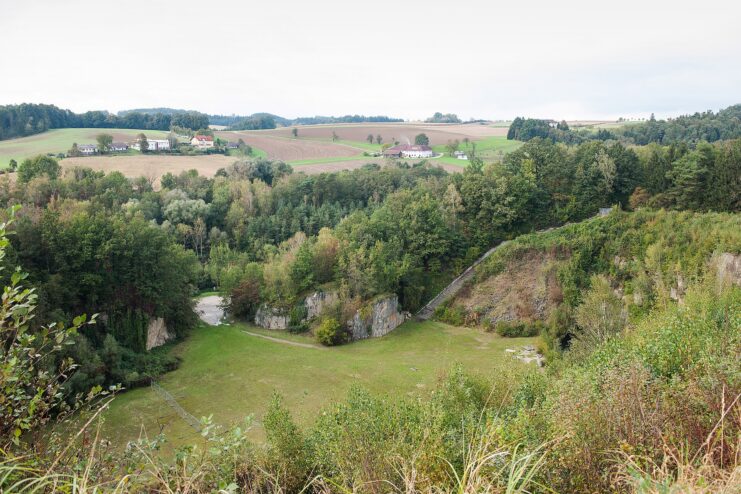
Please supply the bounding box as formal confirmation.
[348,295,408,340]
[304,290,339,320]
[196,296,225,325]
[716,252,741,287]
[146,317,171,350]
[254,305,290,330]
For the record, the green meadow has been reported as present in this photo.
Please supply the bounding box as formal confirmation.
[101,320,537,448]
[0,128,170,167]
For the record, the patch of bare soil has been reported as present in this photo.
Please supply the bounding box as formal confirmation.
[216,132,361,160]
[244,123,506,147]
[453,250,565,325]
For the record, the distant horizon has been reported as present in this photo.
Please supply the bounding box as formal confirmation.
[3,100,738,124]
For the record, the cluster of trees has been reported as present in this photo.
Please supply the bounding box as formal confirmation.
[1,160,200,392]
[228,113,278,130]
[508,104,741,146]
[425,112,461,123]
[290,115,404,125]
[0,103,209,141]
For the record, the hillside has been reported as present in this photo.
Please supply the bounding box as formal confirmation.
[437,209,741,350]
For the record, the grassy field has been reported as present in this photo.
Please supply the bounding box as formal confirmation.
[0,128,170,168]
[432,136,523,165]
[101,320,538,448]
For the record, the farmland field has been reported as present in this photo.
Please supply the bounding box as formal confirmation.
[101,320,538,448]
[0,128,169,167]
[2,123,523,179]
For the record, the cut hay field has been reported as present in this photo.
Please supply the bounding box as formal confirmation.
[0,128,169,167]
[432,136,524,165]
[101,320,538,448]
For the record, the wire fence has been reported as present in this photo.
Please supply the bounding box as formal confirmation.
[150,380,202,432]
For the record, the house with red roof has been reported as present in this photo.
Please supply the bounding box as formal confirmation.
[191,134,214,149]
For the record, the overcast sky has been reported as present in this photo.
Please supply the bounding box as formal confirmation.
[2,0,740,120]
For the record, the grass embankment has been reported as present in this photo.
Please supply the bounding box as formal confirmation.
[102,320,537,447]
[0,128,170,167]
[432,136,524,166]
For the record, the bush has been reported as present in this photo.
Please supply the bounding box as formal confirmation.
[434,304,466,326]
[315,317,345,346]
[288,304,308,333]
[492,320,543,337]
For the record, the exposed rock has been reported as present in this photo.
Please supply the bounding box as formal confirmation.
[506,345,544,367]
[715,252,741,288]
[254,290,339,330]
[303,290,339,320]
[196,295,225,325]
[348,295,408,340]
[146,317,171,350]
[254,305,290,330]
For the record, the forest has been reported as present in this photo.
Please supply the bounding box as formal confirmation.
[508,103,741,146]
[0,103,209,140]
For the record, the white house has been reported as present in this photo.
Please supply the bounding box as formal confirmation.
[78,144,97,155]
[191,135,214,149]
[131,139,170,151]
[382,144,434,159]
[110,142,129,152]
[454,150,468,160]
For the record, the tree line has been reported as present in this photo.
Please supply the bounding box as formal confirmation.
[0,103,209,141]
[507,103,741,146]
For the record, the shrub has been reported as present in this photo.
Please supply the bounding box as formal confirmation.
[288,304,308,333]
[493,320,543,337]
[434,304,467,326]
[315,317,345,346]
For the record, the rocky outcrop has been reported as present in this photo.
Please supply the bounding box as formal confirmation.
[254,305,290,330]
[715,252,741,288]
[146,317,172,350]
[304,290,339,320]
[348,295,408,340]
[254,289,338,330]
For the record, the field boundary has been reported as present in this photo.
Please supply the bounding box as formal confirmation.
[150,380,202,432]
[242,330,326,349]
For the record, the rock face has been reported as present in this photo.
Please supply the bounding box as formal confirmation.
[716,252,741,288]
[254,289,338,330]
[348,295,408,340]
[146,317,171,350]
[304,290,339,320]
[254,305,290,330]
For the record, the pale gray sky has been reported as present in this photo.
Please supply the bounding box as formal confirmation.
[2,0,740,120]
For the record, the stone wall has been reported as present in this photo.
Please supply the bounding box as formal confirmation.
[716,252,741,288]
[348,295,408,340]
[146,317,171,350]
[254,289,338,330]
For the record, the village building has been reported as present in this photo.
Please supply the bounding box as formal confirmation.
[382,144,434,159]
[454,150,468,160]
[227,141,240,149]
[110,142,129,152]
[131,139,171,151]
[78,144,98,155]
[191,135,214,149]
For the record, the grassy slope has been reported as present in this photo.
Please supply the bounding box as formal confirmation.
[0,128,170,167]
[102,320,537,447]
[432,136,523,166]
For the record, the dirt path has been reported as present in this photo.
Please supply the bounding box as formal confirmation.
[241,330,326,350]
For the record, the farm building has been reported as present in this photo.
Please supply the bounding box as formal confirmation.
[131,139,171,151]
[454,151,468,160]
[78,144,98,155]
[191,135,214,149]
[110,142,129,152]
[227,141,240,149]
[382,144,434,159]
